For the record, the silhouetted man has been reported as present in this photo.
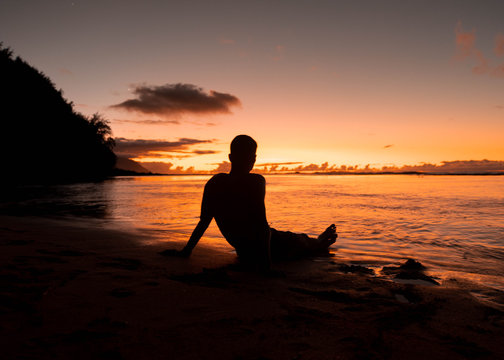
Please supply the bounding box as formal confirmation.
[164,135,337,268]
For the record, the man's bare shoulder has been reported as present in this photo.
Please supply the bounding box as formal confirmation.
[250,173,266,184]
[205,173,227,187]
[206,173,264,188]
[207,173,228,183]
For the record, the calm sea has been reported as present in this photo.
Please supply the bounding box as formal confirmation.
[3,175,504,294]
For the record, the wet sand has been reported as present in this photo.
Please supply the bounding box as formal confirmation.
[1,215,503,360]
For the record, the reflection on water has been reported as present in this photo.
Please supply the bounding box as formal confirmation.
[0,182,112,218]
[2,175,504,291]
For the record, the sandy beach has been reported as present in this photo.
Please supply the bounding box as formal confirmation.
[1,215,503,360]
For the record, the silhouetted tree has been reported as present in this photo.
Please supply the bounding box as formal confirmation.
[0,44,116,183]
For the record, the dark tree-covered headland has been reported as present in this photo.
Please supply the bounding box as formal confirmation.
[0,44,116,183]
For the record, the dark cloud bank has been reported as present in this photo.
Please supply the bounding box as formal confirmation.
[114,137,214,158]
[111,83,241,116]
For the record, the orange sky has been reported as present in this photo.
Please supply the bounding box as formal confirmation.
[1,1,503,172]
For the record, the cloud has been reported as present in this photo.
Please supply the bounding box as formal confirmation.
[113,119,180,125]
[296,162,339,172]
[58,68,73,75]
[139,161,199,174]
[192,150,219,155]
[219,38,235,45]
[273,45,285,61]
[125,152,192,160]
[391,160,504,174]
[144,161,231,174]
[454,21,490,74]
[255,162,304,173]
[495,34,504,56]
[492,63,504,78]
[454,22,504,78]
[133,159,504,175]
[455,21,476,60]
[111,83,241,117]
[473,50,490,74]
[256,160,504,174]
[210,161,231,173]
[114,118,219,127]
[255,162,303,167]
[114,137,213,158]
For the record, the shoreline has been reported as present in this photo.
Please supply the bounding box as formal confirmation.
[1,215,503,359]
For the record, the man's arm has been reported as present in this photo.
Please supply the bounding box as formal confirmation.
[179,180,214,256]
[160,215,211,257]
[160,180,213,257]
[179,214,212,256]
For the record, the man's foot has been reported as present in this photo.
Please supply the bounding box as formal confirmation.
[317,224,337,248]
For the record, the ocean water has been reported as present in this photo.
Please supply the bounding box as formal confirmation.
[3,175,504,293]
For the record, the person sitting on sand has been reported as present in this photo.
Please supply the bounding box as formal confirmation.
[163,135,337,268]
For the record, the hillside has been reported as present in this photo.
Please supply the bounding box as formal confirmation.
[0,45,116,183]
[115,157,151,174]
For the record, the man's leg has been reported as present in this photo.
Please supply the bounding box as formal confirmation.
[270,224,336,260]
[233,231,271,269]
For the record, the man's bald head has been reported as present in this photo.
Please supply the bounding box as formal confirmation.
[229,135,257,173]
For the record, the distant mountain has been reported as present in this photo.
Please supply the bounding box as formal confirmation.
[115,157,150,173]
[1,44,116,183]
[139,162,176,174]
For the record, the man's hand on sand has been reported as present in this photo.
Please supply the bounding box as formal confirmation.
[159,248,191,258]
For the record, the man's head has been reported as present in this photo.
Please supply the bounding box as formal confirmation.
[229,135,257,173]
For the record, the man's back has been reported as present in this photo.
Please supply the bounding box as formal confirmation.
[202,172,269,251]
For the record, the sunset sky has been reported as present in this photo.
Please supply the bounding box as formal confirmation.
[1,0,503,172]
